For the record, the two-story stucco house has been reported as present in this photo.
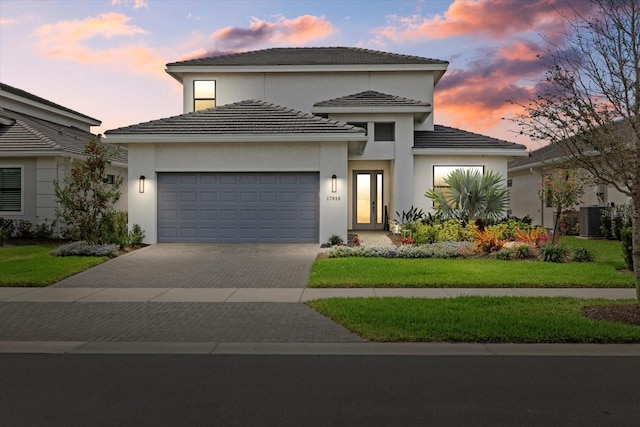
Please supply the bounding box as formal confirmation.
[0,83,127,227]
[105,47,527,244]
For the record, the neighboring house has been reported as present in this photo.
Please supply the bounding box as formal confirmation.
[105,47,527,244]
[508,143,629,228]
[0,82,128,228]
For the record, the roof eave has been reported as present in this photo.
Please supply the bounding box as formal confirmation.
[312,106,432,114]
[104,133,368,144]
[413,148,530,157]
[0,91,101,126]
[165,63,449,82]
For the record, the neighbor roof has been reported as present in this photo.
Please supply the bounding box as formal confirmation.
[0,82,101,125]
[0,108,126,163]
[508,143,565,171]
[105,100,367,137]
[167,47,448,67]
[414,125,527,151]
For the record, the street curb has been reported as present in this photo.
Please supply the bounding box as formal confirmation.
[2,341,640,356]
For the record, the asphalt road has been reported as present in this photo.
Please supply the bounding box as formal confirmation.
[1,354,639,426]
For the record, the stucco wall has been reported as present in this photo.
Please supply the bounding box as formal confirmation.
[413,155,509,216]
[127,141,348,244]
[509,168,631,228]
[181,71,435,130]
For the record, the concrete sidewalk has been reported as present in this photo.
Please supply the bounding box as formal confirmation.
[1,287,636,303]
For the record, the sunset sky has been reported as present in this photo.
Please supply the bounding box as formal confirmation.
[0,0,587,150]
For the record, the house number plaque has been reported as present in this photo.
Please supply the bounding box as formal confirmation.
[326,196,341,201]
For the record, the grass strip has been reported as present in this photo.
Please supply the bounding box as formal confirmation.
[306,297,640,343]
[0,245,108,287]
[309,257,633,288]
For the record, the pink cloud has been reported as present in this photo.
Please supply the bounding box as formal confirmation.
[35,13,166,78]
[374,0,590,41]
[0,17,17,25]
[434,40,549,131]
[210,14,335,52]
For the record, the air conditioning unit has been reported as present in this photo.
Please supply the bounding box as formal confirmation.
[579,206,605,238]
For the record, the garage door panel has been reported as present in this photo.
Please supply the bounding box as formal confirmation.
[158,172,319,242]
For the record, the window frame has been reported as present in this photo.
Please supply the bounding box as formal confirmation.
[193,80,216,111]
[374,122,395,141]
[0,165,23,215]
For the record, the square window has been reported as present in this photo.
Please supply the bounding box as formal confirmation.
[374,122,395,141]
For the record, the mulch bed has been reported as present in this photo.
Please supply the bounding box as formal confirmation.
[582,304,640,326]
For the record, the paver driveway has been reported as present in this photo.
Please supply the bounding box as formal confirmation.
[51,243,321,289]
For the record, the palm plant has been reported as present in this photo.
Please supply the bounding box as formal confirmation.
[425,169,509,222]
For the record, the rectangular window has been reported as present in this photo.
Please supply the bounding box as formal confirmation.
[507,179,513,188]
[103,174,115,185]
[0,167,22,212]
[432,166,483,208]
[433,166,484,188]
[194,80,216,111]
[374,122,395,141]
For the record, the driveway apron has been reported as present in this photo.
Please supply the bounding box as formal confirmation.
[51,243,321,289]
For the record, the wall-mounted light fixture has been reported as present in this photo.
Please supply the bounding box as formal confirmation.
[331,174,337,193]
[139,175,146,193]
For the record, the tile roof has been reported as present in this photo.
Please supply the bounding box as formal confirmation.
[167,47,448,67]
[0,108,127,163]
[508,143,562,169]
[105,100,368,136]
[0,82,100,124]
[313,91,431,108]
[414,125,527,150]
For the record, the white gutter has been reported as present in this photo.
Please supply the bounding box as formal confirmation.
[412,148,529,157]
[104,133,369,144]
[0,91,101,127]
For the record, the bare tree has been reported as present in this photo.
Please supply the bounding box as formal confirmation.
[512,0,640,301]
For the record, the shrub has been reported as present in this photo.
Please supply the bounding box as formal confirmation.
[437,220,476,242]
[129,224,145,246]
[498,218,533,240]
[15,220,33,239]
[0,218,14,244]
[515,227,549,246]
[601,204,633,240]
[474,227,506,253]
[50,241,119,257]
[411,222,439,244]
[327,242,474,259]
[328,234,344,245]
[621,227,634,271]
[33,219,56,240]
[513,244,535,260]
[101,211,129,248]
[570,247,593,263]
[493,249,512,260]
[538,244,569,263]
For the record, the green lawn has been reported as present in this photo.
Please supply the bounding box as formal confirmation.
[0,244,108,287]
[309,237,633,288]
[306,297,640,343]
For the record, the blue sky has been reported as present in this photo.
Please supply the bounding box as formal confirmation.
[0,0,584,149]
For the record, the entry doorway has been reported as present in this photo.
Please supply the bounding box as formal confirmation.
[353,171,384,230]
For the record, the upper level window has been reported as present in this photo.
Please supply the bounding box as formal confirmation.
[374,122,395,141]
[194,80,216,111]
[0,167,22,212]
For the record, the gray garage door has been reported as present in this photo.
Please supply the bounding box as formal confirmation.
[157,172,319,243]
